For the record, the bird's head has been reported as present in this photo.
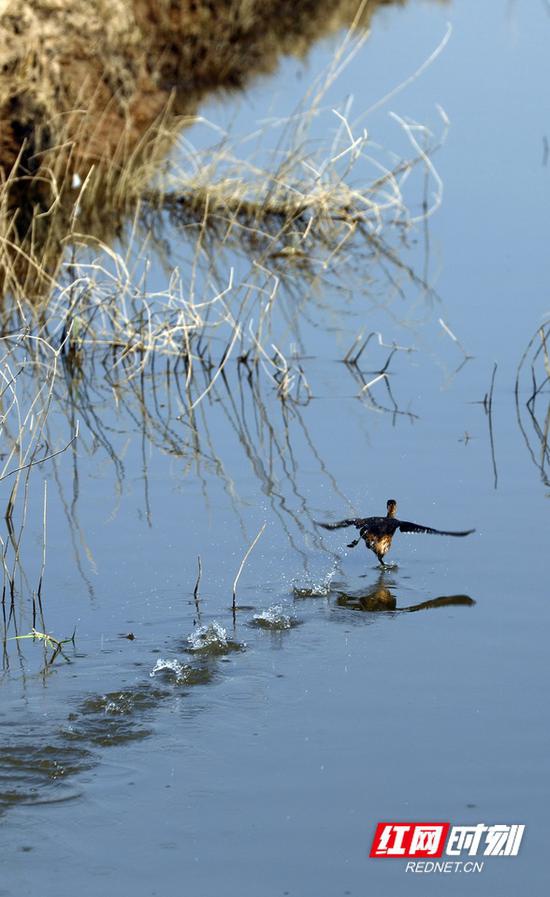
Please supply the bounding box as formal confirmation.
[386,499,397,517]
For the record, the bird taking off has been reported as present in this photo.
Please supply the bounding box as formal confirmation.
[317,499,474,566]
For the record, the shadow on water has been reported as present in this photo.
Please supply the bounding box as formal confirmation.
[332,572,475,614]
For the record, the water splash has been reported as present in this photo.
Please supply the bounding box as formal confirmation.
[186,621,244,655]
[104,698,126,715]
[150,657,190,682]
[250,604,299,630]
[292,561,338,598]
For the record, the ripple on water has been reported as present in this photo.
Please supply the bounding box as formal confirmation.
[0,742,93,813]
[60,686,170,747]
[0,646,223,817]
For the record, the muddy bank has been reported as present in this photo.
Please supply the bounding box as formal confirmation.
[0,0,421,302]
[0,0,411,179]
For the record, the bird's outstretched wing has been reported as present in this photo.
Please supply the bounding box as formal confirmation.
[315,518,366,531]
[397,520,475,537]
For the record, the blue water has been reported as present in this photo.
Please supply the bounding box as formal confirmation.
[1,2,549,896]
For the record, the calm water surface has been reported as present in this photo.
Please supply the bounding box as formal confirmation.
[1,2,549,895]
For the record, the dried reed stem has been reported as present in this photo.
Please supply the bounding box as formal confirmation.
[232,523,266,610]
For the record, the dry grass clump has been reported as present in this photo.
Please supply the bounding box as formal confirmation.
[0,0,413,173]
[0,0,415,249]
[0,0,447,308]
[0,7,449,398]
[0,60,449,398]
[10,112,442,393]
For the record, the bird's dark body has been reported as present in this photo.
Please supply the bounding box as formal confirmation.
[317,499,474,565]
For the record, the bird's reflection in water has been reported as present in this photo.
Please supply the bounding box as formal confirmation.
[334,574,475,614]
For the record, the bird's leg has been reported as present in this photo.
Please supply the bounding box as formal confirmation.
[347,538,360,549]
